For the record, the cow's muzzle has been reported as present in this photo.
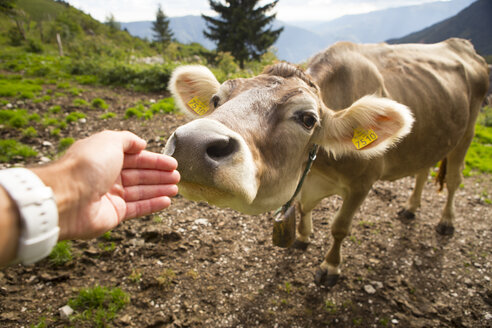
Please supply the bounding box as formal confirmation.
[163,118,258,207]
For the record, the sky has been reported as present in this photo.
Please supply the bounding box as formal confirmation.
[65,0,451,23]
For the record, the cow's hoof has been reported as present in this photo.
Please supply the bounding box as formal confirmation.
[435,223,454,235]
[291,239,309,251]
[397,209,415,220]
[314,269,339,287]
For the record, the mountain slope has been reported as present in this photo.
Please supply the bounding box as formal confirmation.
[312,0,475,44]
[388,0,492,55]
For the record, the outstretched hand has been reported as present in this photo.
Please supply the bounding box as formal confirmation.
[33,130,180,240]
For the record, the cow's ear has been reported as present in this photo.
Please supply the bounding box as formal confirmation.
[169,65,221,117]
[320,95,414,159]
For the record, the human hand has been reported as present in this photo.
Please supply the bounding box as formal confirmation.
[33,130,180,240]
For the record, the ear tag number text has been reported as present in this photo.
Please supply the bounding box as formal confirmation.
[352,127,378,150]
[187,96,208,115]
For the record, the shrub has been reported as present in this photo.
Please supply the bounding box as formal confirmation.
[91,98,108,110]
[25,39,44,54]
[0,139,38,162]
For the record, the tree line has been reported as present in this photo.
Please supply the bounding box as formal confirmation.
[152,0,282,68]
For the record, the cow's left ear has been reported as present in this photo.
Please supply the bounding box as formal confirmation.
[320,95,414,158]
[169,65,221,117]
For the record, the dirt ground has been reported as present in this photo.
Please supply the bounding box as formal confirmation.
[0,84,491,328]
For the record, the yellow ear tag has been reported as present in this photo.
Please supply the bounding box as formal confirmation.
[352,127,378,150]
[187,96,208,115]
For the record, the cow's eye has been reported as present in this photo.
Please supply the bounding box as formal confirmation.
[299,113,317,130]
[211,95,220,108]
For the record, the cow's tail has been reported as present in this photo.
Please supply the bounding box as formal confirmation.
[435,158,447,192]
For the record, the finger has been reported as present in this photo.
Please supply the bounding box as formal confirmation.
[121,169,180,186]
[124,196,172,219]
[117,131,147,154]
[123,151,178,171]
[124,184,178,202]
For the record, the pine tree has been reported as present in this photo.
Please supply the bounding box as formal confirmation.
[152,5,173,49]
[202,0,283,68]
[105,13,121,33]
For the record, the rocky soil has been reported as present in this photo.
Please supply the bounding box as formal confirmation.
[0,84,491,327]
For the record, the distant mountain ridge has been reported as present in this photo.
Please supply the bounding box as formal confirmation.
[388,0,491,55]
[121,0,476,63]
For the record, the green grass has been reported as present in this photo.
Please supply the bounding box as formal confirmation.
[91,98,108,110]
[65,111,86,123]
[58,137,74,152]
[150,97,177,114]
[464,107,492,175]
[72,98,89,107]
[0,78,43,98]
[124,106,143,119]
[49,241,73,265]
[99,112,116,120]
[68,285,129,327]
[21,126,38,138]
[0,139,37,162]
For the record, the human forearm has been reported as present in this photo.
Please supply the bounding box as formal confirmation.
[0,187,20,266]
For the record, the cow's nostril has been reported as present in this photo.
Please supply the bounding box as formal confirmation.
[206,137,238,160]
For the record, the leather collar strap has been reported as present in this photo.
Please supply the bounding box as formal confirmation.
[275,143,319,218]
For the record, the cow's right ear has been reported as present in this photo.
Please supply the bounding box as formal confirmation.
[169,65,221,117]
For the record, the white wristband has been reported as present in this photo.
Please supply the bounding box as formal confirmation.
[0,168,59,265]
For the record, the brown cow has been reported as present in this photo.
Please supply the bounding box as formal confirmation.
[164,38,489,286]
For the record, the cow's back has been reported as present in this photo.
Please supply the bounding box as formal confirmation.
[307,38,489,179]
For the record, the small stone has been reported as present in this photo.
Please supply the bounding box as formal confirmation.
[364,284,376,294]
[372,281,383,289]
[6,103,13,108]
[392,319,399,324]
[79,118,87,123]
[484,313,492,320]
[59,305,74,319]
[120,314,131,324]
[42,141,53,147]
[39,157,51,163]
[149,99,156,103]
[195,218,210,225]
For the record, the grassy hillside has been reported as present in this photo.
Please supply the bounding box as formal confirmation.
[0,0,277,92]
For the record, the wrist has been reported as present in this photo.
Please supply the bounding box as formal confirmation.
[31,157,80,241]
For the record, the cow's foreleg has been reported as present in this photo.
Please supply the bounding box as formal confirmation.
[398,168,429,220]
[315,190,369,287]
[291,201,319,250]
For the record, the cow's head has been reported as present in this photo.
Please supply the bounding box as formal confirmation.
[164,63,413,214]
